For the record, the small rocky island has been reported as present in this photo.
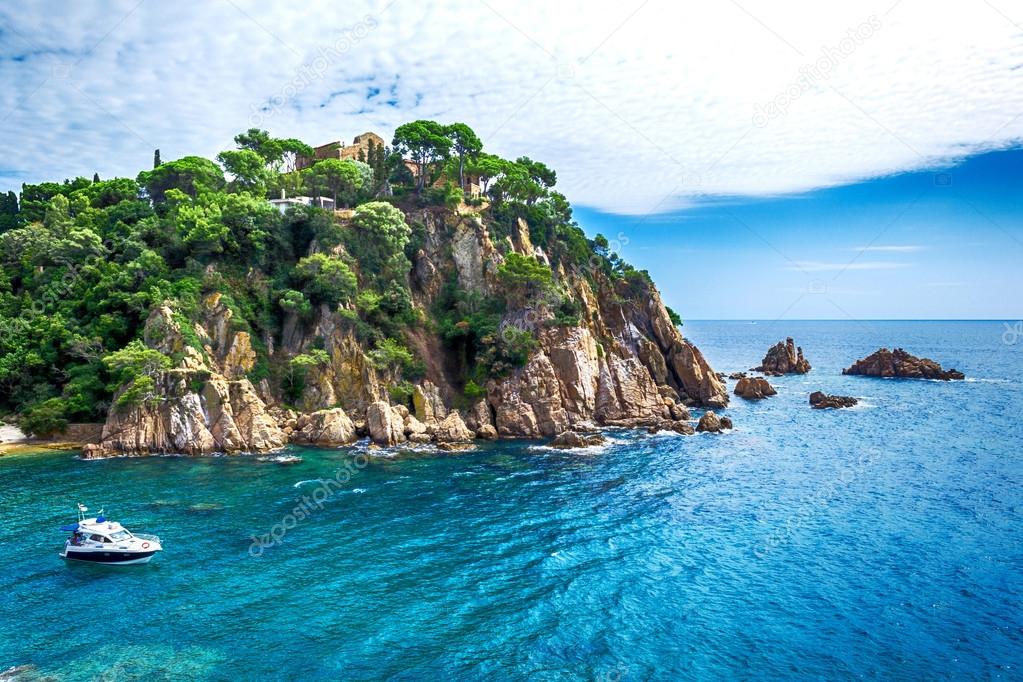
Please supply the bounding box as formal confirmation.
[809,391,858,409]
[734,376,777,400]
[755,338,811,375]
[843,348,964,380]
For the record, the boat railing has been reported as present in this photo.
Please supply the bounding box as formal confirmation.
[134,533,161,543]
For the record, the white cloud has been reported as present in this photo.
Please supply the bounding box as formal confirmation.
[1,0,1021,214]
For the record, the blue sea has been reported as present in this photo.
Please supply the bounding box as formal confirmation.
[1,321,1021,681]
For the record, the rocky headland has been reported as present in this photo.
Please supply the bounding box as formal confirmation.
[78,206,728,458]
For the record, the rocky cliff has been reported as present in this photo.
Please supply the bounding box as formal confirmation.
[85,206,727,456]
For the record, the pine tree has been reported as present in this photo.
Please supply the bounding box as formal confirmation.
[93,172,100,183]
[0,190,19,233]
[153,149,161,168]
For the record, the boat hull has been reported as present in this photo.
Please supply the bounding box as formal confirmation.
[61,549,157,565]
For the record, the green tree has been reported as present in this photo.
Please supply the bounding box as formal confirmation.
[392,120,451,192]
[137,156,225,201]
[307,158,363,206]
[280,138,314,173]
[234,128,284,167]
[21,397,69,437]
[445,122,482,191]
[217,149,271,195]
[497,252,554,300]
[71,178,140,208]
[294,253,357,306]
[153,149,161,168]
[347,201,412,281]
[102,340,172,409]
[466,153,507,196]
[0,191,19,233]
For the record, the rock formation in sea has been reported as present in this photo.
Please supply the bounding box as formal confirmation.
[755,338,811,375]
[734,376,777,400]
[549,430,607,449]
[809,391,858,409]
[82,207,729,456]
[696,411,732,433]
[842,348,964,380]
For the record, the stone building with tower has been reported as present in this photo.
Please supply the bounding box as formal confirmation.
[297,131,482,199]
[296,132,386,170]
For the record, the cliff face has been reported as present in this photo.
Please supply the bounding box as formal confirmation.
[86,207,727,456]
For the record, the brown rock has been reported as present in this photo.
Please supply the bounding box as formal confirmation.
[436,442,476,452]
[734,376,778,400]
[696,411,723,433]
[366,401,406,446]
[667,340,730,408]
[476,424,498,440]
[293,408,357,444]
[756,338,811,374]
[809,391,859,409]
[433,411,474,443]
[99,370,285,456]
[81,444,106,459]
[668,402,691,421]
[463,400,494,433]
[550,430,607,448]
[843,348,964,380]
[403,413,429,436]
[670,420,695,435]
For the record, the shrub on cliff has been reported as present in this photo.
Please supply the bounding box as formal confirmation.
[294,254,357,307]
[498,253,554,302]
[102,341,173,409]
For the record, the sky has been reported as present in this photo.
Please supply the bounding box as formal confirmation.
[0,0,1021,318]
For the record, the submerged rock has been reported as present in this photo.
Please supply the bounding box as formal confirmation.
[755,338,811,374]
[734,376,777,400]
[436,442,476,452]
[809,391,858,409]
[549,430,607,449]
[843,348,964,380]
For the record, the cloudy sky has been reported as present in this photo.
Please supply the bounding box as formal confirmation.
[1,0,1021,318]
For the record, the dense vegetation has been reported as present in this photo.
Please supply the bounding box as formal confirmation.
[0,121,665,434]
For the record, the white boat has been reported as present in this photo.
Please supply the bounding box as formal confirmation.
[59,504,162,565]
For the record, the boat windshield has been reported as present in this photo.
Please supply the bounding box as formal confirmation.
[109,530,132,540]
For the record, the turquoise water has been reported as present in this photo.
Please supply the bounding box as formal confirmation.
[1,320,1021,680]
